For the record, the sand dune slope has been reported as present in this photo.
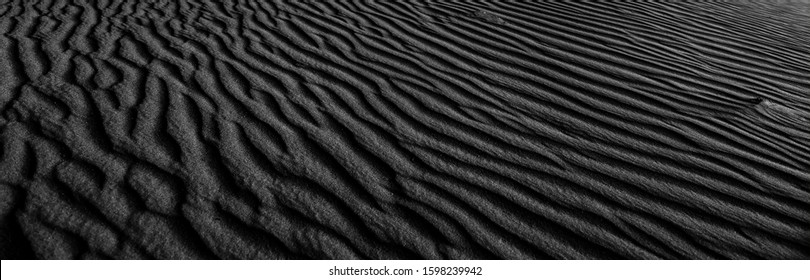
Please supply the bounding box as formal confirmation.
[1,0,809,259]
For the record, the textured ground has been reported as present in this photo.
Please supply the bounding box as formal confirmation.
[1,0,809,259]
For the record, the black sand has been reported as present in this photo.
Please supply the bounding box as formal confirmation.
[0,0,809,259]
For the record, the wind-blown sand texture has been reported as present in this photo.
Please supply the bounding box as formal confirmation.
[1,0,809,260]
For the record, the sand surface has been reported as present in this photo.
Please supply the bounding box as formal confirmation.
[1,0,809,259]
